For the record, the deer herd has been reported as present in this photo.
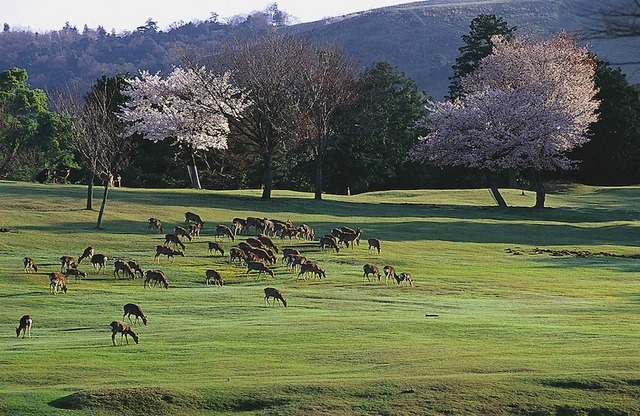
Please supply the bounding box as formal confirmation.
[18,210,413,345]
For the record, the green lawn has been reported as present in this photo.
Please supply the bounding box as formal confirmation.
[0,180,638,415]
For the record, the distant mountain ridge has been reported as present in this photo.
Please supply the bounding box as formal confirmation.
[0,0,637,99]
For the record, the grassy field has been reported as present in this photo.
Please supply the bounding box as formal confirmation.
[0,180,639,415]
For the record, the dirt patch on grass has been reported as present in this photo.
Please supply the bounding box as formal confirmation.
[506,247,640,259]
[49,387,207,415]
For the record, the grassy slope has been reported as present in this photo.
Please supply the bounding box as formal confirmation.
[0,181,639,415]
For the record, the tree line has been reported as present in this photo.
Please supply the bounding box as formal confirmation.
[1,14,639,218]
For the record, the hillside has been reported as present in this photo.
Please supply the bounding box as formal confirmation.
[0,0,637,99]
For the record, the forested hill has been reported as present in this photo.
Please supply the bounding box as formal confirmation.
[1,0,637,99]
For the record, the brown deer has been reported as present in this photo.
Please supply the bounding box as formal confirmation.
[78,246,94,265]
[90,254,108,273]
[155,245,184,263]
[248,247,276,264]
[395,272,413,287]
[109,320,139,346]
[263,287,287,307]
[144,269,169,289]
[281,248,301,263]
[208,241,225,256]
[319,236,340,253]
[59,255,76,272]
[185,211,204,228]
[49,272,68,294]
[215,224,235,242]
[257,234,279,253]
[114,259,135,279]
[23,257,38,273]
[232,217,246,235]
[383,265,398,285]
[64,267,87,281]
[174,226,192,242]
[188,222,202,237]
[16,315,32,338]
[363,264,380,281]
[205,269,224,286]
[147,218,164,233]
[368,238,381,254]
[229,247,245,266]
[164,233,186,250]
[123,303,148,325]
[127,260,144,279]
[246,261,275,278]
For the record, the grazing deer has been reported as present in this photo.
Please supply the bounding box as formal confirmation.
[49,272,68,294]
[147,218,164,233]
[246,261,275,278]
[78,246,94,264]
[281,248,301,264]
[185,211,204,228]
[114,259,135,279]
[205,269,224,286]
[363,264,381,281]
[395,272,413,287]
[229,247,245,266]
[59,255,76,272]
[383,265,398,285]
[208,241,225,256]
[155,245,184,263]
[319,236,340,253]
[127,260,144,279]
[263,287,287,307]
[123,303,148,325]
[23,257,38,273]
[164,233,186,250]
[245,217,263,234]
[248,247,276,265]
[368,238,381,254]
[144,269,169,289]
[64,267,87,281]
[16,315,33,338]
[109,320,139,346]
[215,224,235,242]
[257,234,279,253]
[90,254,108,273]
[188,222,201,238]
[174,226,192,241]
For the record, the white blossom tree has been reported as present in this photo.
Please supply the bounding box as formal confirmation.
[119,67,249,188]
[410,33,600,208]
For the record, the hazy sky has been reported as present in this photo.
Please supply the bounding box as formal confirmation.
[1,0,415,33]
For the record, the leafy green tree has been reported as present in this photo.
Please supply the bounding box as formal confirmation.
[0,67,75,180]
[324,61,428,194]
[566,60,640,185]
[447,14,516,101]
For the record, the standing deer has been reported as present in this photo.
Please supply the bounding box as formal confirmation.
[78,246,94,264]
[246,261,275,278]
[215,224,235,242]
[147,218,164,233]
[395,272,413,287]
[155,245,184,263]
[91,254,108,273]
[16,315,33,338]
[59,255,76,272]
[127,260,144,279]
[23,257,38,273]
[383,265,398,285]
[263,287,287,307]
[208,241,225,256]
[144,269,169,289]
[164,234,186,250]
[123,303,148,325]
[114,259,135,279]
[49,272,68,294]
[205,269,224,286]
[185,211,204,228]
[363,263,381,281]
[109,320,139,346]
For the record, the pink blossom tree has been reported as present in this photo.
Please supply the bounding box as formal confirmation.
[410,33,600,208]
[119,67,249,188]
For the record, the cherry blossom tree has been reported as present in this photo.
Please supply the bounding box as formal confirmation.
[119,66,249,189]
[410,33,600,208]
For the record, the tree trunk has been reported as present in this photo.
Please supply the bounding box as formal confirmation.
[261,154,273,200]
[187,154,202,189]
[508,168,518,188]
[532,169,546,208]
[487,172,508,207]
[85,172,95,211]
[314,153,323,200]
[96,177,111,229]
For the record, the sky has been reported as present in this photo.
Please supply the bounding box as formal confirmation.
[1,0,414,33]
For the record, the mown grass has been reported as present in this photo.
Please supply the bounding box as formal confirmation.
[0,180,639,415]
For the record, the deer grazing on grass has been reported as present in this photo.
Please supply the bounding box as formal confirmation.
[215,224,235,242]
[123,303,148,325]
[297,261,326,280]
[114,259,135,279]
[368,238,381,254]
[59,255,76,272]
[205,269,224,286]
[78,246,94,264]
[229,247,245,266]
[147,218,164,233]
[257,234,279,253]
[395,272,413,287]
[155,245,184,263]
[91,254,108,273]
[248,247,276,265]
[246,261,275,278]
[319,235,340,253]
[383,265,398,285]
[23,257,38,273]
[49,272,68,294]
[164,233,186,250]
[363,264,381,281]
[109,320,139,346]
[208,241,225,256]
[264,287,287,307]
[185,211,204,228]
[127,260,144,279]
[64,267,87,281]
[16,315,33,338]
[144,269,169,289]
[174,226,193,241]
